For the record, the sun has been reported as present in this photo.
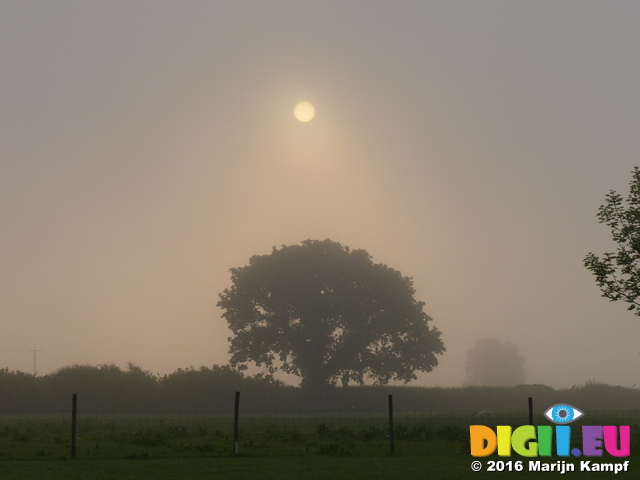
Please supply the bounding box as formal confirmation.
[294,101,315,122]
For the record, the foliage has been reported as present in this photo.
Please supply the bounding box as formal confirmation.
[3,361,640,411]
[44,363,160,411]
[464,338,525,387]
[217,239,445,390]
[584,167,640,314]
[0,363,286,411]
[159,364,284,410]
[0,368,46,411]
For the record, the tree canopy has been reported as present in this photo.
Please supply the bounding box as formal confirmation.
[584,167,640,314]
[217,239,445,390]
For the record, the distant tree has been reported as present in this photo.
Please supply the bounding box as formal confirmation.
[0,368,46,411]
[584,167,640,314]
[159,364,285,410]
[217,239,445,391]
[465,338,525,387]
[46,363,159,410]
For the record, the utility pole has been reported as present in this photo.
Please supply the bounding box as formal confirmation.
[28,349,42,376]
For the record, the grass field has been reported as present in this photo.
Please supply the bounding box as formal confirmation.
[1,411,637,478]
[0,410,496,460]
[0,455,636,480]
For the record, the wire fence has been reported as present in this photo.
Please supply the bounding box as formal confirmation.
[2,408,640,460]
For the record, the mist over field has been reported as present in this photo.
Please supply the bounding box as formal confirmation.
[2,1,640,389]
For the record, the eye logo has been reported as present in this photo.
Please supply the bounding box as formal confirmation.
[544,404,584,424]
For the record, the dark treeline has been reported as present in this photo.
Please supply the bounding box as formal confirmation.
[1,364,639,412]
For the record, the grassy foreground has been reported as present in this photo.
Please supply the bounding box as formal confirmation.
[0,455,635,480]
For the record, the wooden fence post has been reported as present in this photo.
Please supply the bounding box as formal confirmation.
[388,394,395,454]
[71,393,77,459]
[234,391,240,455]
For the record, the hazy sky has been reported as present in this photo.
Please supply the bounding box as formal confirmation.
[2,1,640,388]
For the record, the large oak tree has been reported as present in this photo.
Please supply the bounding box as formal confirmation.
[217,239,445,390]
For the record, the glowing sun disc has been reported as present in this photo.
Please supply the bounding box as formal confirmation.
[294,101,315,122]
